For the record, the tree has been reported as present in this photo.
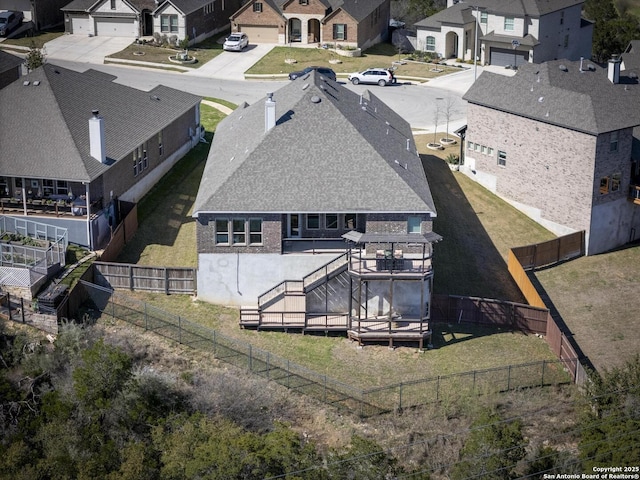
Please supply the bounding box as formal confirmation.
[579,355,640,468]
[25,40,45,71]
[583,0,640,62]
[450,410,526,480]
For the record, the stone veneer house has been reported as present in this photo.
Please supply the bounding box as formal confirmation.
[193,71,440,347]
[229,0,390,49]
[415,0,592,67]
[0,64,201,249]
[462,57,640,255]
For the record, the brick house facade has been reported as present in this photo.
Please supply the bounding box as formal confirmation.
[463,59,640,254]
[230,0,390,49]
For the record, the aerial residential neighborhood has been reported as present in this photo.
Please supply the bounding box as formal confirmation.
[0,0,638,476]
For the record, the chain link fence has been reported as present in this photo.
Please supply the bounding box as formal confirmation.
[79,280,574,417]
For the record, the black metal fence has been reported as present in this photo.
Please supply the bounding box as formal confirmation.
[79,280,574,417]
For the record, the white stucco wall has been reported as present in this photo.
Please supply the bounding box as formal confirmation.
[197,253,342,307]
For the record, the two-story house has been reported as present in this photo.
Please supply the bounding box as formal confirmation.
[415,0,592,67]
[461,56,640,255]
[229,0,390,50]
[0,63,201,249]
[193,71,441,348]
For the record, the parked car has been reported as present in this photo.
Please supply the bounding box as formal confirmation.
[348,68,396,86]
[223,33,249,51]
[0,11,23,37]
[289,66,337,81]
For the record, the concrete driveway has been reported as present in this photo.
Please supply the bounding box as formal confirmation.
[185,43,276,80]
[44,35,133,64]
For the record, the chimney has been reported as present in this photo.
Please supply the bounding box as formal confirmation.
[608,55,621,84]
[89,110,107,164]
[265,92,276,133]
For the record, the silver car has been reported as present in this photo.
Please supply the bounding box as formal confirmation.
[223,33,249,51]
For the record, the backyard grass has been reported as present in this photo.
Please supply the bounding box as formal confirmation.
[246,43,462,79]
[0,27,64,49]
[115,102,228,266]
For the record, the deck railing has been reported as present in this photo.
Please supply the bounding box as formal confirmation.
[257,280,304,308]
[302,252,348,289]
[0,196,102,218]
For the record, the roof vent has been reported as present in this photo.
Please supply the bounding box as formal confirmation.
[150,95,160,101]
[302,83,310,90]
[587,64,596,71]
[559,64,568,72]
[23,80,29,86]
[538,96,544,102]
[629,72,638,79]
[33,80,40,86]
[310,95,321,103]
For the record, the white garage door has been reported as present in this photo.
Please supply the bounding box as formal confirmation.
[71,15,91,34]
[239,25,278,43]
[95,17,136,37]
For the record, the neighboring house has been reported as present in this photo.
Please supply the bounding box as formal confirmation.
[0,63,201,249]
[193,71,441,348]
[229,0,390,50]
[0,49,22,89]
[0,0,68,31]
[62,0,240,42]
[461,56,640,255]
[414,0,593,67]
[152,0,242,44]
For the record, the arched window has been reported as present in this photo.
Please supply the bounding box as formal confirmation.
[426,36,436,52]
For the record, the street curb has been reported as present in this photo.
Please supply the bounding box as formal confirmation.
[104,57,192,72]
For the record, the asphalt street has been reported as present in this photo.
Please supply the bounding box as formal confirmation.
[41,35,480,132]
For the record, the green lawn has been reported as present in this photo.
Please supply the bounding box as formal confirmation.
[247,43,462,79]
[0,27,64,49]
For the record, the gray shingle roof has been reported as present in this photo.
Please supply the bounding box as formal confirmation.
[154,0,214,15]
[463,59,640,135]
[193,71,436,216]
[0,64,200,182]
[415,0,584,28]
[62,0,155,12]
[0,50,23,74]
[267,0,386,23]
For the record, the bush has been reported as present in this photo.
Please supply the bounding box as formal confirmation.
[446,154,460,165]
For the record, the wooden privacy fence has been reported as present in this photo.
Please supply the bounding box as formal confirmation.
[98,202,137,263]
[511,231,585,270]
[93,262,196,295]
[508,231,588,385]
[431,294,548,333]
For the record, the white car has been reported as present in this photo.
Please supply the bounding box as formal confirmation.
[348,68,396,86]
[223,33,249,51]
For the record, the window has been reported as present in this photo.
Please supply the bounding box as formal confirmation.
[560,11,564,25]
[249,219,263,245]
[133,143,148,176]
[475,143,480,152]
[333,23,346,40]
[299,0,308,4]
[564,34,569,48]
[344,213,357,230]
[610,131,619,152]
[253,2,263,13]
[232,219,246,244]
[215,219,229,245]
[480,11,488,24]
[158,130,163,156]
[600,176,609,194]
[408,216,422,234]
[498,150,507,166]
[110,0,116,10]
[426,36,435,52]
[56,180,68,195]
[504,17,514,31]
[611,173,621,192]
[325,214,338,230]
[161,14,178,33]
[468,141,474,150]
[204,2,214,14]
[307,214,320,229]
[488,147,494,156]
[481,145,487,154]
[42,179,54,196]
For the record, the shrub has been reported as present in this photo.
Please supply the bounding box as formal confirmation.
[446,154,460,165]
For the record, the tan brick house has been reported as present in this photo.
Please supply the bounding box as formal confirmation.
[462,57,640,255]
[229,0,390,49]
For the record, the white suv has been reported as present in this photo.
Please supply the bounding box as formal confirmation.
[223,33,249,51]
[348,68,395,86]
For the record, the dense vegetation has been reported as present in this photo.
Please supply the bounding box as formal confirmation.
[2,317,638,478]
